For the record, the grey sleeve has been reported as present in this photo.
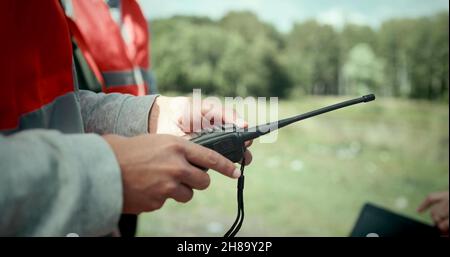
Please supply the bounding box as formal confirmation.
[79,90,158,137]
[0,130,123,236]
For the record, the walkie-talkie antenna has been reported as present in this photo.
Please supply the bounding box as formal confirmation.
[240,94,375,141]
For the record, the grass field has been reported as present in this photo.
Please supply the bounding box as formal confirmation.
[137,96,449,236]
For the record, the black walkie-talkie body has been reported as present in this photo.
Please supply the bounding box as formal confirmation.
[191,128,245,162]
[191,94,376,162]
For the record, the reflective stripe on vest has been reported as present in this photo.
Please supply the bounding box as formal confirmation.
[69,0,151,96]
[102,69,149,87]
[102,68,156,95]
[1,92,84,135]
[0,0,76,131]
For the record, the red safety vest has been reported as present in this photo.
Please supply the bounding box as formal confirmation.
[0,0,76,131]
[68,0,151,96]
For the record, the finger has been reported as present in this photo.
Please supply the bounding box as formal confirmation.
[180,163,211,190]
[169,183,194,203]
[203,103,247,128]
[184,140,240,179]
[182,116,213,132]
[202,106,235,128]
[431,208,444,223]
[243,150,253,166]
[224,108,248,128]
[200,99,216,115]
[178,113,193,133]
[147,198,166,212]
[417,193,443,212]
[178,97,205,133]
[245,140,253,148]
[200,100,223,128]
[181,133,193,140]
[438,219,449,234]
[438,204,450,219]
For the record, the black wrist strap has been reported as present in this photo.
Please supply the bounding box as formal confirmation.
[224,156,245,237]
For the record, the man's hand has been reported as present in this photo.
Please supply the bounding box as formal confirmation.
[104,134,241,214]
[148,96,191,137]
[417,191,449,235]
[148,96,252,165]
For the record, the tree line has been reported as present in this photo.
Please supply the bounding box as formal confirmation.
[150,11,449,101]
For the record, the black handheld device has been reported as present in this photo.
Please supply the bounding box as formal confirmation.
[191,94,376,162]
[190,94,376,237]
[350,203,441,237]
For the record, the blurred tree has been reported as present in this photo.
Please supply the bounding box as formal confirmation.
[152,19,226,93]
[284,21,340,95]
[219,11,291,97]
[377,12,449,100]
[219,11,283,47]
[338,24,377,94]
[343,43,384,95]
[378,18,418,98]
[406,13,449,100]
[340,24,377,53]
[432,13,449,102]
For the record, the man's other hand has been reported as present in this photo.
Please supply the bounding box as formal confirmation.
[148,96,252,165]
[417,191,449,235]
[103,134,241,214]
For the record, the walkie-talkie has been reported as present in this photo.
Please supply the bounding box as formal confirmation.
[190,94,376,237]
[191,94,376,162]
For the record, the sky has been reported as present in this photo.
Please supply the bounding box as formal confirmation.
[138,0,449,32]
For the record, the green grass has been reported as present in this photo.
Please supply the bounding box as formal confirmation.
[137,96,449,236]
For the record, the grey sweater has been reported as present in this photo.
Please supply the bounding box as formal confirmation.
[0,90,157,236]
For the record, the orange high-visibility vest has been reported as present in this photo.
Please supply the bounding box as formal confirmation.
[68,0,152,96]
